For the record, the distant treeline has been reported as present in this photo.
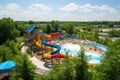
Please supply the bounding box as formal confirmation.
[16,20,120,25]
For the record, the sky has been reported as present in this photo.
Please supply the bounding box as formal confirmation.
[0,0,120,21]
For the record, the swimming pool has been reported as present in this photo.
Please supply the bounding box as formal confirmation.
[85,41,107,52]
[60,43,103,64]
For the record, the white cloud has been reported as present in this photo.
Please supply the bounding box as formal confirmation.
[79,4,117,14]
[0,3,21,18]
[5,3,20,10]
[59,3,117,14]
[0,3,119,21]
[79,4,93,12]
[96,5,117,14]
[29,3,51,11]
[59,3,79,12]
[0,3,52,21]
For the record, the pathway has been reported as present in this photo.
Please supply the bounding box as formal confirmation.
[21,43,49,75]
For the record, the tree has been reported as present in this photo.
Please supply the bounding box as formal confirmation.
[10,54,35,80]
[1,50,7,62]
[75,48,89,80]
[108,38,120,55]
[54,21,60,32]
[5,40,21,54]
[0,45,14,61]
[62,51,74,80]
[67,23,74,34]
[51,20,60,32]
[21,55,35,80]
[95,53,120,80]
[0,18,20,44]
[46,24,52,34]
[95,38,120,80]
[51,20,56,32]
[108,22,114,28]
[29,20,34,24]
[92,30,99,42]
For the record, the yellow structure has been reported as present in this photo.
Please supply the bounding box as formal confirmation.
[43,52,51,58]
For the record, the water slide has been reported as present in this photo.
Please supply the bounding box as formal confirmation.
[36,40,51,50]
[42,40,64,58]
[34,34,51,50]
[47,32,63,42]
[25,25,36,33]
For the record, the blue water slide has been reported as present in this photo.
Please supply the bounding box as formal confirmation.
[42,40,61,55]
[25,25,36,33]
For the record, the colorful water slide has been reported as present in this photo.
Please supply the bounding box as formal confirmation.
[47,32,63,42]
[36,40,51,50]
[42,40,64,58]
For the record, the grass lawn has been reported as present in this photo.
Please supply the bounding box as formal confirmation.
[16,36,24,42]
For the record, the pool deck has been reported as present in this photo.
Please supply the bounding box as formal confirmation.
[54,39,105,57]
[83,46,104,57]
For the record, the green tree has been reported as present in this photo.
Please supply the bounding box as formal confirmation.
[108,22,114,28]
[92,30,99,42]
[51,20,56,32]
[75,48,89,80]
[95,38,120,80]
[5,40,21,54]
[10,54,35,80]
[0,18,20,44]
[17,23,29,36]
[67,23,74,34]
[0,45,14,61]
[46,24,52,34]
[54,21,60,32]
[1,50,7,62]
[62,52,74,80]
[21,55,35,80]
[51,20,60,32]
[95,53,120,80]
[29,20,34,24]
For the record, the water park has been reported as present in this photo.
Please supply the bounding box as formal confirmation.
[24,25,107,68]
[0,25,108,78]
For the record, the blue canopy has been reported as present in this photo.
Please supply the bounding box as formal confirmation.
[0,61,16,70]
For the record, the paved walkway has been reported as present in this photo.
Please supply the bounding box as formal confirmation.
[21,45,28,53]
[21,43,49,75]
[29,57,49,75]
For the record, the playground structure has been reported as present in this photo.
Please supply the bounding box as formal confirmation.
[33,31,65,65]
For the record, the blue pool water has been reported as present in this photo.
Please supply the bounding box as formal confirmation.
[60,43,103,64]
[85,42,107,52]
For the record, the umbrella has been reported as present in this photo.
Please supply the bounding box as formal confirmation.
[0,60,16,70]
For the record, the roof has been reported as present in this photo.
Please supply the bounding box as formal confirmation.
[25,25,36,33]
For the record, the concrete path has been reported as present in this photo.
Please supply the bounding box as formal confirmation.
[21,43,49,75]
[29,57,49,75]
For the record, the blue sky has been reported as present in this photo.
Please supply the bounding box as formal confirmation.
[0,0,120,21]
